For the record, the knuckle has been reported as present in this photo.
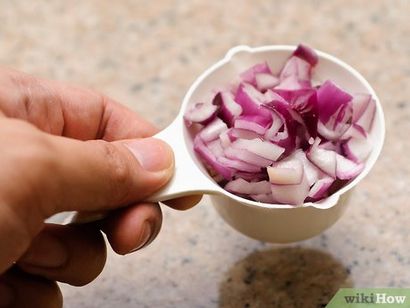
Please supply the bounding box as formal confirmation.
[23,127,56,171]
[0,119,57,216]
[98,141,132,204]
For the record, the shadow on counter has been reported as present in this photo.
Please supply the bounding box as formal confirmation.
[218,247,352,308]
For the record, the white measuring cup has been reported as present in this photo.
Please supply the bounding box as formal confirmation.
[146,45,385,243]
[53,45,385,243]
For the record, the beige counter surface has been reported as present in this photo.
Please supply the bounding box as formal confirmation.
[1,1,409,307]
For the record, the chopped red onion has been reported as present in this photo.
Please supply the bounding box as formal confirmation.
[255,73,280,91]
[342,134,372,163]
[219,130,232,148]
[232,138,285,161]
[293,43,319,66]
[184,102,218,126]
[316,80,353,124]
[199,118,228,142]
[225,178,271,195]
[267,157,304,185]
[293,149,322,186]
[186,44,376,205]
[193,136,234,180]
[279,56,311,82]
[308,176,334,200]
[271,173,310,205]
[214,91,243,126]
[355,97,376,131]
[264,110,284,140]
[207,139,225,157]
[306,138,337,178]
[335,153,365,180]
[240,62,272,86]
[234,115,272,134]
[217,156,261,173]
[351,94,371,123]
[228,128,261,141]
[234,83,271,118]
[224,146,273,167]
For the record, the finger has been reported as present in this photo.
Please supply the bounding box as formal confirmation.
[72,195,203,224]
[1,135,174,216]
[0,67,157,140]
[0,128,173,273]
[161,195,203,211]
[16,224,106,286]
[49,136,174,213]
[101,203,162,255]
[0,267,62,308]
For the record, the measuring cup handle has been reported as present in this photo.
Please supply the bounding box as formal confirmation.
[146,117,220,202]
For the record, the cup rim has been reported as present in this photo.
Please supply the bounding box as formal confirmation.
[181,45,386,210]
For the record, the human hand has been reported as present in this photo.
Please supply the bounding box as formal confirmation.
[0,68,201,307]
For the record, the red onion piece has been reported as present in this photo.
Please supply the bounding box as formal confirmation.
[267,158,304,185]
[293,149,322,186]
[275,75,311,90]
[307,139,337,178]
[224,146,273,167]
[234,115,272,134]
[274,88,317,114]
[271,172,310,205]
[228,128,261,141]
[214,91,243,126]
[219,130,232,148]
[293,44,319,66]
[217,156,261,173]
[351,93,371,123]
[342,124,367,140]
[193,136,234,180]
[267,150,307,185]
[316,80,353,124]
[279,56,311,82]
[355,98,376,132]
[308,176,334,200]
[342,135,372,163]
[225,178,271,195]
[199,118,228,142]
[255,73,280,91]
[235,83,272,118]
[264,110,284,140]
[232,138,285,161]
[335,153,365,180]
[207,139,225,157]
[184,102,219,126]
[240,62,272,86]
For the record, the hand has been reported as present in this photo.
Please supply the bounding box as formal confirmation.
[0,68,201,307]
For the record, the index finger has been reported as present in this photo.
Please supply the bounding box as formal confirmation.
[0,67,157,140]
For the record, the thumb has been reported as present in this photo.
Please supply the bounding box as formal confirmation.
[0,135,173,272]
[47,136,175,214]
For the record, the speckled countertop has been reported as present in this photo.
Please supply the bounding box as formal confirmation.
[1,1,409,307]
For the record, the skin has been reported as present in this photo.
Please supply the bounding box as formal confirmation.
[0,68,202,307]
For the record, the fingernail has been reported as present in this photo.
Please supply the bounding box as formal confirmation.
[130,221,153,253]
[0,282,14,307]
[19,233,68,268]
[125,138,174,172]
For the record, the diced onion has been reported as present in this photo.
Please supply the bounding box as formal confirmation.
[186,44,376,205]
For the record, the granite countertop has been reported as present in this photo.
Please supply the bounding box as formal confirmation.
[1,0,409,307]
